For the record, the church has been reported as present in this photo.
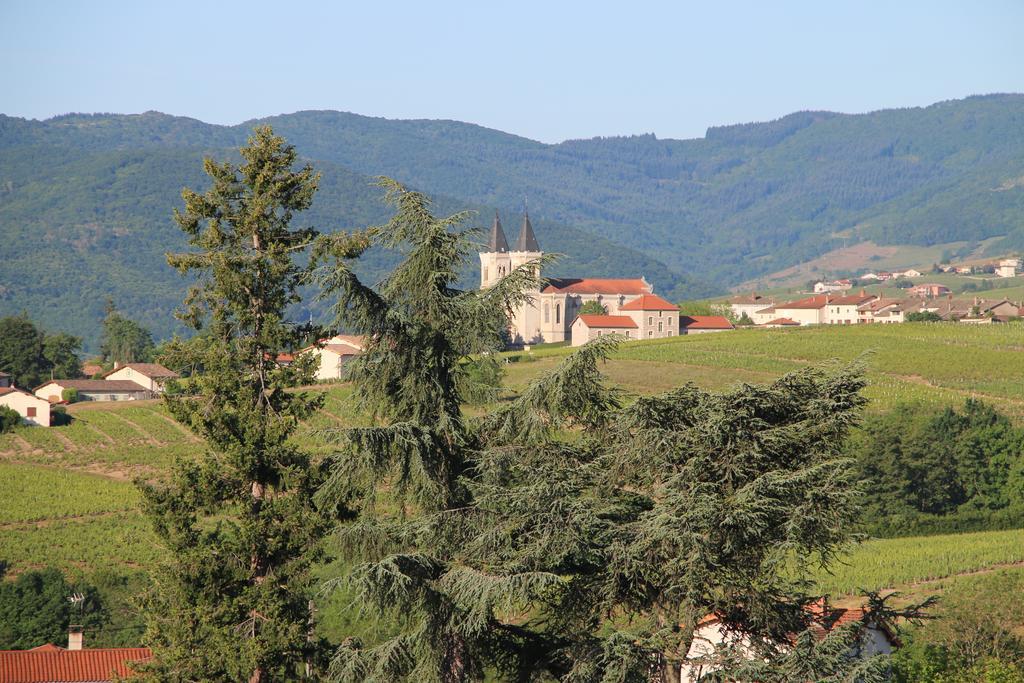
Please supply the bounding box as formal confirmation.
[480,212,683,345]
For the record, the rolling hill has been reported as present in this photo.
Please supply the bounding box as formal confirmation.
[2,93,1024,346]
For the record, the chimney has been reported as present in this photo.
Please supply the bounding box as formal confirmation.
[68,625,83,651]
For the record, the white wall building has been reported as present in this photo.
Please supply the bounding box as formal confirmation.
[104,363,179,393]
[0,386,51,426]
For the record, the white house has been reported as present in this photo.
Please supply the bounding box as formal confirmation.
[680,606,897,682]
[304,335,365,381]
[997,258,1020,278]
[822,293,876,325]
[813,280,852,294]
[104,363,179,393]
[34,379,150,403]
[770,295,830,326]
[0,386,51,426]
[729,294,775,322]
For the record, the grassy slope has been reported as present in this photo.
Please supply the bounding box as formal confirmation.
[3,323,1024,641]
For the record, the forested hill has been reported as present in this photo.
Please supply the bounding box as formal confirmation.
[3,94,1024,345]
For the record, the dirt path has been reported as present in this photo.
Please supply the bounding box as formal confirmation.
[77,420,117,446]
[49,429,78,452]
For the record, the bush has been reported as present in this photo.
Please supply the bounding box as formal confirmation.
[61,387,79,403]
[0,406,20,433]
[50,406,72,427]
[906,311,943,322]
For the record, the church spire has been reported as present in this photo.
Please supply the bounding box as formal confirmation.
[516,210,540,252]
[487,210,509,253]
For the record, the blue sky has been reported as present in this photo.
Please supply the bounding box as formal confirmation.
[2,0,1022,143]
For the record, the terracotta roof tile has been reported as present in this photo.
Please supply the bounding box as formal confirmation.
[35,380,148,392]
[542,278,651,295]
[576,314,638,329]
[103,363,178,379]
[680,315,734,330]
[619,293,678,311]
[764,317,800,326]
[776,295,830,310]
[0,646,152,682]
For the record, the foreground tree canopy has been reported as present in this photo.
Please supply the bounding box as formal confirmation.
[314,180,892,682]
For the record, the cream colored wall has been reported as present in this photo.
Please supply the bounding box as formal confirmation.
[106,366,157,392]
[774,306,824,325]
[480,252,512,288]
[0,391,50,426]
[34,383,65,403]
[823,304,860,324]
[570,320,634,347]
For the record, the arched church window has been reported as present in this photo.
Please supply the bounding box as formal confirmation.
[555,304,561,324]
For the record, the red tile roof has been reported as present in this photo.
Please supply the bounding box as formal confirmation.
[103,363,178,380]
[0,646,152,682]
[619,293,678,311]
[828,294,877,306]
[541,278,651,295]
[764,317,800,326]
[575,314,638,329]
[680,315,734,330]
[776,295,830,310]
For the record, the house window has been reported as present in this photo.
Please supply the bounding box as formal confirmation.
[668,317,673,326]
[648,316,653,325]
[27,407,36,417]
[555,303,561,324]
[658,321,664,332]
[544,303,550,323]
[648,330,653,337]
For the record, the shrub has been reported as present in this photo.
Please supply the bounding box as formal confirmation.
[50,406,71,427]
[61,387,79,403]
[0,406,20,433]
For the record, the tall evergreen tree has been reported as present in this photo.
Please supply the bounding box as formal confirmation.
[100,301,155,365]
[315,182,892,682]
[139,127,326,682]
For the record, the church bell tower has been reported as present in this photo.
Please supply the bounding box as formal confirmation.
[480,211,512,288]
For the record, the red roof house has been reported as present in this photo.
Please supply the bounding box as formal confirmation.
[0,644,152,682]
[679,315,734,334]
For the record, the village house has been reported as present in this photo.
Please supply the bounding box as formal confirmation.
[997,258,1020,278]
[0,386,51,426]
[570,314,638,345]
[823,292,877,325]
[680,604,897,682]
[679,315,735,334]
[34,379,151,403]
[728,293,775,322]
[813,279,852,294]
[304,334,365,381]
[104,362,179,393]
[763,317,801,328]
[0,629,151,682]
[767,294,830,326]
[481,212,662,344]
[909,283,951,298]
[857,297,906,324]
[571,293,682,346]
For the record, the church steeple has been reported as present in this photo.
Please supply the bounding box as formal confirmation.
[516,211,540,252]
[487,211,509,253]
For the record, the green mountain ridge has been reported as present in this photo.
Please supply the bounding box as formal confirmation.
[3,94,1024,346]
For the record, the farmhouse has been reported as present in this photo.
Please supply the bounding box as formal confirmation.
[769,294,830,326]
[0,643,151,682]
[680,604,897,682]
[34,379,151,403]
[728,293,775,322]
[909,283,951,298]
[570,293,681,345]
[304,334,365,381]
[0,386,51,426]
[679,315,734,334]
[823,293,876,325]
[480,212,659,345]
[104,363,179,393]
[571,314,638,345]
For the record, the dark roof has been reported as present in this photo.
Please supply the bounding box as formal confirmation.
[103,363,178,379]
[35,379,148,392]
[0,645,152,682]
[515,212,540,252]
[487,211,509,253]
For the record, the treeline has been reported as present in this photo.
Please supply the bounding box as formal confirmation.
[850,399,1024,537]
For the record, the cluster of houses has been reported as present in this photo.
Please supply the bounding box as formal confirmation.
[935,257,1020,278]
[0,335,367,429]
[731,291,1023,327]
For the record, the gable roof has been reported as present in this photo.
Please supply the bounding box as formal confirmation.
[619,293,678,311]
[0,386,46,400]
[576,314,638,329]
[0,646,152,682]
[35,379,148,392]
[764,317,800,326]
[828,294,876,306]
[680,315,734,330]
[542,278,651,295]
[776,295,829,310]
[103,363,178,380]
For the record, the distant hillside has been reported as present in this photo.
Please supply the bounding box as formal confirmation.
[2,94,1024,345]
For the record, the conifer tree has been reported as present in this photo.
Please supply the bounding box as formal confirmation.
[139,127,326,682]
[316,181,902,682]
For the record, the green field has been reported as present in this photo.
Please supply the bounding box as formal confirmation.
[2,324,1024,628]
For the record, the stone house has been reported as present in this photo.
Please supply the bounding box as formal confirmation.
[0,386,51,426]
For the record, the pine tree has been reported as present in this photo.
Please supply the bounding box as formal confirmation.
[315,181,899,682]
[139,127,326,682]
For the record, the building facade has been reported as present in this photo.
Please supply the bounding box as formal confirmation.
[480,212,655,345]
